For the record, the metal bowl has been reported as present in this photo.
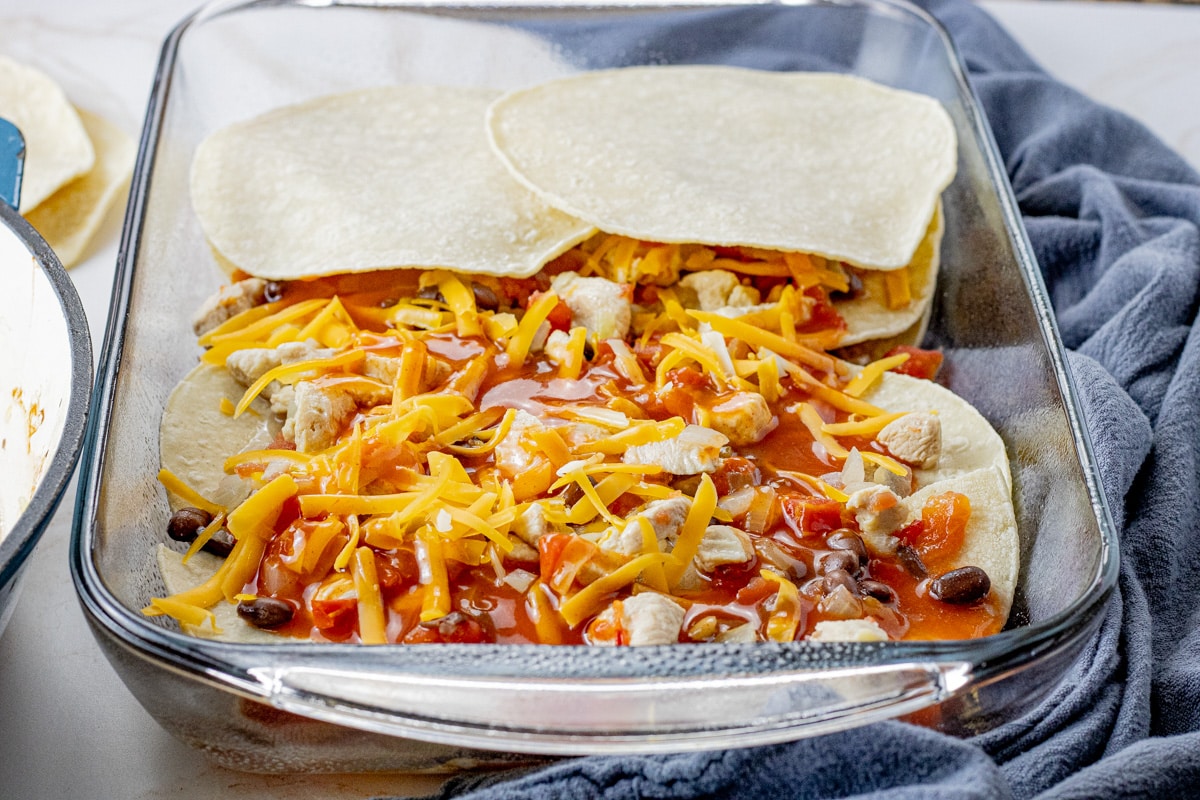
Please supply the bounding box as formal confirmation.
[0,180,92,638]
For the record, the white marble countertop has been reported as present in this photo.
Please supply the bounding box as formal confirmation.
[0,1,1197,797]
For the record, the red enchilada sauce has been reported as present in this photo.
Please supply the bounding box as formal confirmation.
[161,244,1005,646]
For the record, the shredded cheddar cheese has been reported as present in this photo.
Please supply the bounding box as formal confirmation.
[154,222,961,648]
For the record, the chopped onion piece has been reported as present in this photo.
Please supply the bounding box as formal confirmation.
[841,447,865,486]
[743,486,777,535]
[503,569,537,593]
[717,486,755,518]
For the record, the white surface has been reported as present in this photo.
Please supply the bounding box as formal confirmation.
[0,0,1197,797]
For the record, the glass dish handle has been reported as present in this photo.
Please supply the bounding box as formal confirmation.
[252,659,974,754]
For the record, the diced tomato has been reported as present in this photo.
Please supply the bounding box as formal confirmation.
[401,625,441,644]
[709,558,759,591]
[538,533,573,584]
[441,617,488,643]
[637,284,661,305]
[780,495,843,535]
[736,576,777,605]
[529,290,572,332]
[669,366,710,390]
[658,375,703,420]
[885,345,944,380]
[712,457,759,496]
[498,276,547,307]
[797,287,847,337]
[546,299,573,332]
[895,518,926,545]
[376,549,419,594]
[257,552,303,599]
[267,432,297,451]
[608,492,645,518]
[915,491,970,570]
[311,595,357,636]
[587,600,625,646]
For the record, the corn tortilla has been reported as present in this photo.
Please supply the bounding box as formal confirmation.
[0,56,94,213]
[486,66,956,271]
[190,86,594,281]
[25,108,134,268]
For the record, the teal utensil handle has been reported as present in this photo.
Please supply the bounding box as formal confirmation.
[0,118,25,210]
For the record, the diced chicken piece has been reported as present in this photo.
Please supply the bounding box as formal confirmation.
[807,618,890,642]
[872,465,912,498]
[505,541,540,563]
[511,503,556,547]
[281,381,356,453]
[623,425,728,475]
[492,409,544,480]
[225,339,334,387]
[619,593,687,646]
[226,348,283,388]
[877,412,941,469]
[268,384,294,420]
[727,284,761,308]
[364,353,404,386]
[679,270,760,311]
[694,524,754,573]
[845,485,906,536]
[543,329,572,369]
[550,273,632,340]
[561,422,609,449]
[621,593,686,646]
[707,392,776,446]
[424,357,453,389]
[603,496,692,555]
[276,339,335,365]
[191,278,267,337]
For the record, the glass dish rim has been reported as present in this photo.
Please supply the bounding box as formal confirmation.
[70,0,1120,722]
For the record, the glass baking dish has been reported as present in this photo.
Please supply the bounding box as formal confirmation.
[71,0,1118,772]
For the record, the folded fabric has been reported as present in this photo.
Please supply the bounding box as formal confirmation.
[387,1,1200,796]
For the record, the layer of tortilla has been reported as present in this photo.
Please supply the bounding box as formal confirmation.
[25,108,134,268]
[901,468,1019,621]
[861,371,1012,493]
[156,545,279,643]
[487,67,956,271]
[190,86,594,281]
[835,202,942,346]
[159,363,279,512]
[0,56,95,213]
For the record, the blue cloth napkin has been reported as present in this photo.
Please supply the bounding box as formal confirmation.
[395,1,1200,796]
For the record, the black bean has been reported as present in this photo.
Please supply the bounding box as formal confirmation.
[823,568,857,596]
[167,507,212,543]
[200,528,237,559]
[471,283,500,311]
[417,285,445,302]
[929,566,991,605]
[558,482,585,506]
[820,550,859,575]
[858,579,896,604]
[896,544,928,579]
[826,530,868,565]
[264,281,286,302]
[830,269,865,300]
[237,597,295,628]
